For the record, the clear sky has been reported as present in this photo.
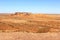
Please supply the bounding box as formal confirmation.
[0,0,60,14]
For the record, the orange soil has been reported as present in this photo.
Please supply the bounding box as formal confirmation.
[0,12,60,33]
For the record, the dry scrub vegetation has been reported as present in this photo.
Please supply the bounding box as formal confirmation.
[0,12,60,33]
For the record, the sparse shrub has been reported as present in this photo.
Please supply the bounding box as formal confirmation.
[1,30,5,32]
[37,27,50,33]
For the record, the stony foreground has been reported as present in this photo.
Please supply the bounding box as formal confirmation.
[0,32,60,40]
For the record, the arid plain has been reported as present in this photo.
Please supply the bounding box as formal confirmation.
[0,12,60,40]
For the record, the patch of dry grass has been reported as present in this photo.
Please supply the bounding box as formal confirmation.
[0,12,60,33]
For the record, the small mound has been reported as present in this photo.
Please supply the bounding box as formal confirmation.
[14,12,32,16]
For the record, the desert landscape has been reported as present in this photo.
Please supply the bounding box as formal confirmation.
[0,12,60,40]
[0,12,60,32]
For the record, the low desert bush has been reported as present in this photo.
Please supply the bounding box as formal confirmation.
[37,26,50,33]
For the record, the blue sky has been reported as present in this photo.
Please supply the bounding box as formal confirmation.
[0,0,60,14]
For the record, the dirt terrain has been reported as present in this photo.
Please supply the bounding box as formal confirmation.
[0,12,60,33]
[0,32,60,40]
[0,12,60,40]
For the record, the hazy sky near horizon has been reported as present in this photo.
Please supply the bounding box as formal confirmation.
[0,0,60,14]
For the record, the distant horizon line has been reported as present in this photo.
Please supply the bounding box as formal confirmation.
[0,12,60,14]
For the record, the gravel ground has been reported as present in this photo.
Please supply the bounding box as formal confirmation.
[0,32,60,40]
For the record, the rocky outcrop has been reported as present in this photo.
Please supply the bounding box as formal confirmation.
[14,12,32,16]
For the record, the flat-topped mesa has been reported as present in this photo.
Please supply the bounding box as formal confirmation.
[14,12,32,16]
